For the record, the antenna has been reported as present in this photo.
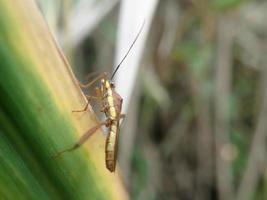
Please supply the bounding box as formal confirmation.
[111,20,145,80]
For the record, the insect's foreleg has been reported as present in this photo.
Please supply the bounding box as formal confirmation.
[52,120,110,159]
[72,95,98,113]
[78,72,107,88]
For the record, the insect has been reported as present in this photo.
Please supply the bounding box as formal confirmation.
[53,21,145,172]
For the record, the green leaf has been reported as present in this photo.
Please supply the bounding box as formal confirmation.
[0,1,128,199]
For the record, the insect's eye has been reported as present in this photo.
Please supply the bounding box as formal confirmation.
[110,82,115,88]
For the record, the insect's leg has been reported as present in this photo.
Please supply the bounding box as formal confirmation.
[119,114,126,119]
[117,114,126,126]
[73,86,104,113]
[100,105,109,113]
[52,119,110,159]
[79,72,108,88]
[93,87,105,109]
[95,87,103,99]
[84,70,105,80]
[72,95,98,113]
[114,114,125,120]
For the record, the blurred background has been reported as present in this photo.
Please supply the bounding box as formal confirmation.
[38,0,267,199]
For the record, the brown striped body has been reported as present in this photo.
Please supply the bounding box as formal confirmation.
[53,77,124,173]
[53,22,143,172]
[101,79,122,172]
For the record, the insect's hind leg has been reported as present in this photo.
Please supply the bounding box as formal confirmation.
[52,119,110,159]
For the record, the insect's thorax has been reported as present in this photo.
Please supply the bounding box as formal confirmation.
[101,79,117,120]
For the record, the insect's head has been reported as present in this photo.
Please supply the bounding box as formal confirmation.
[101,78,107,89]
[101,79,115,89]
[110,81,115,88]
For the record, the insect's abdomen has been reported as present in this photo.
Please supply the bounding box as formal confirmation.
[105,122,118,172]
[104,81,120,172]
